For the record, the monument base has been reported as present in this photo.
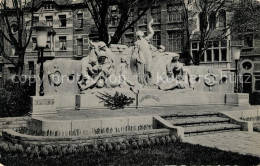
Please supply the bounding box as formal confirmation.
[30,96,58,117]
[76,89,230,110]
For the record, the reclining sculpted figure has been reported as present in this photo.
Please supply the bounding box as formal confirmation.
[158,54,193,91]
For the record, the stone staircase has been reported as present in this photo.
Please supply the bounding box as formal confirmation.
[161,112,241,137]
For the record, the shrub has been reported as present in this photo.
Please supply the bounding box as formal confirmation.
[14,144,24,153]
[0,79,35,117]
[0,142,9,152]
[161,137,166,145]
[114,144,121,151]
[106,143,113,151]
[155,138,160,145]
[149,138,155,145]
[166,136,171,144]
[99,145,106,152]
[171,135,177,142]
[137,140,143,148]
[84,145,90,153]
[41,147,49,156]
[143,139,151,147]
[96,91,135,110]
[120,143,127,150]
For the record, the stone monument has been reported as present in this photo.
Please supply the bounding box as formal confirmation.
[30,18,248,115]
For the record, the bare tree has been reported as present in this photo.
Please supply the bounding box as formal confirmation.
[231,0,260,44]
[175,0,228,65]
[83,0,156,45]
[0,0,35,77]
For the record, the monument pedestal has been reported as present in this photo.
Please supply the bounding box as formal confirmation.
[30,96,58,117]
[226,93,250,106]
[75,89,229,110]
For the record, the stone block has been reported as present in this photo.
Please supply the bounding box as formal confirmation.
[226,93,249,106]
[57,94,76,110]
[30,96,58,116]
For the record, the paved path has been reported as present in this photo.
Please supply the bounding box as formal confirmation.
[184,131,260,157]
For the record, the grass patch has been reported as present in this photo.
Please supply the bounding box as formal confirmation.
[0,142,259,165]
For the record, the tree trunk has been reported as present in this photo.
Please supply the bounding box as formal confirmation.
[15,51,25,88]
[110,31,123,45]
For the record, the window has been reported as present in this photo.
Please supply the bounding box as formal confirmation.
[151,6,161,23]
[109,6,119,26]
[44,4,54,10]
[59,15,67,27]
[206,50,212,62]
[244,34,254,47]
[214,49,219,62]
[46,35,51,49]
[32,37,38,51]
[209,11,217,29]
[28,61,35,75]
[77,38,83,56]
[109,16,119,26]
[128,10,134,24]
[11,45,15,56]
[138,9,147,24]
[191,40,228,63]
[9,67,16,74]
[77,13,83,28]
[221,49,227,61]
[168,31,182,52]
[46,16,53,27]
[255,76,260,91]
[125,34,134,47]
[59,37,67,50]
[218,10,226,28]
[152,32,161,48]
[33,16,39,26]
[167,5,182,22]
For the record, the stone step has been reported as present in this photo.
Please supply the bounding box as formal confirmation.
[162,112,219,120]
[168,117,230,126]
[184,124,241,136]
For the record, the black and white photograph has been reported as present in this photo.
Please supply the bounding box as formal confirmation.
[0,0,260,165]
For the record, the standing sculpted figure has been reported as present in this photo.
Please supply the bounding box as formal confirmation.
[132,19,154,85]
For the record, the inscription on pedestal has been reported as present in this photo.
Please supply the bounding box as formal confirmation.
[140,95,160,103]
[34,99,55,105]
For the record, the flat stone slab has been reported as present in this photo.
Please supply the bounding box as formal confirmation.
[184,123,241,134]
[169,117,230,126]
[184,131,260,158]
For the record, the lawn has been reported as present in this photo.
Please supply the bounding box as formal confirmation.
[0,142,259,165]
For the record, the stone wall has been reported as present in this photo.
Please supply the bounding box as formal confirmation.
[0,117,30,134]
[3,128,171,146]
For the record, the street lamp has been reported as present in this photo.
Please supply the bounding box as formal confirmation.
[231,45,243,93]
[31,25,51,96]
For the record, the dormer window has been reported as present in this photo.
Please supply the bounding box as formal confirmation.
[44,4,54,10]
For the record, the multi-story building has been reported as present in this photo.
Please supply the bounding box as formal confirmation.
[0,0,94,84]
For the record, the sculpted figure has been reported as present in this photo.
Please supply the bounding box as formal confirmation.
[158,54,193,91]
[117,56,141,93]
[78,49,105,92]
[132,19,154,85]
